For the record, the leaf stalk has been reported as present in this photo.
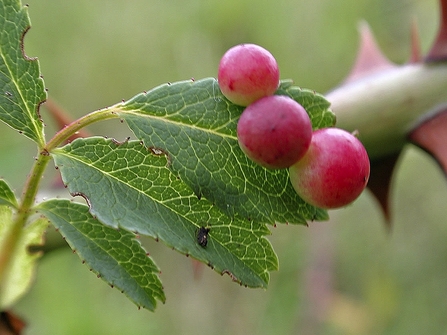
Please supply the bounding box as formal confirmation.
[0,106,120,286]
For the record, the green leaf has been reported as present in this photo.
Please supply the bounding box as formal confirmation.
[0,179,18,208]
[0,1,46,146]
[114,78,334,224]
[0,206,48,308]
[52,137,278,288]
[36,199,165,311]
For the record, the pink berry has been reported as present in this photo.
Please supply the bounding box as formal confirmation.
[237,95,312,169]
[289,128,370,209]
[218,44,280,106]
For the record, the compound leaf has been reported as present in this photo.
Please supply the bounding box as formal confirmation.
[52,137,278,288]
[113,78,334,224]
[0,0,46,146]
[36,199,165,311]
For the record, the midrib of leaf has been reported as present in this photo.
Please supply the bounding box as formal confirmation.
[0,1,45,145]
[121,109,238,140]
[36,199,165,310]
[116,78,333,224]
[54,147,190,217]
[0,45,30,124]
[53,138,277,287]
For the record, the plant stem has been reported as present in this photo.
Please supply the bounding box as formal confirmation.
[327,63,447,159]
[45,106,120,152]
[0,150,51,286]
[0,106,120,285]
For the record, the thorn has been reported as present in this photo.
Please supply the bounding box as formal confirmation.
[408,105,447,176]
[410,17,422,63]
[367,153,401,227]
[344,21,396,84]
[0,311,26,334]
[426,0,447,62]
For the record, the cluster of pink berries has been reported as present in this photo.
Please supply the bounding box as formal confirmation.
[218,44,370,209]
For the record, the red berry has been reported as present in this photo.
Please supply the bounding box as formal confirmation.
[218,44,280,106]
[289,128,370,209]
[237,95,312,169]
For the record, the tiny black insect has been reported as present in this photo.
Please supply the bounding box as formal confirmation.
[197,226,210,247]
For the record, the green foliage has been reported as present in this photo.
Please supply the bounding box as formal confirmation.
[0,179,18,208]
[46,73,334,303]
[0,207,48,308]
[5,0,447,333]
[0,1,46,146]
[52,137,278,288]
[36,200,165,310]
[117,78,334,224]
[0,0,336,312]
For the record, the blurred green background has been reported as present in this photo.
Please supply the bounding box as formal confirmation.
[2,0,447,333]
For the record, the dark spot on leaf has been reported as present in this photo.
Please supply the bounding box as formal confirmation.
[197,226,210,247]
